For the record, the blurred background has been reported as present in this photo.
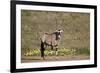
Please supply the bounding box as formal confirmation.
[21,10,90,50]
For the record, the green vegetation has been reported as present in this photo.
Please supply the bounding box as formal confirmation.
[24,48,90,56]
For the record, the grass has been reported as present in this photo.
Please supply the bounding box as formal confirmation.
[23,48,90,56]
[21,10,90,50]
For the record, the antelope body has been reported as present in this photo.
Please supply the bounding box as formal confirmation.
[40,29,63,59]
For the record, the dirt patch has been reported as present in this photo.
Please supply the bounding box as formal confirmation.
[21,55,90,63]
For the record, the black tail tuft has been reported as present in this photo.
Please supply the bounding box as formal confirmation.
[40,41,45,59]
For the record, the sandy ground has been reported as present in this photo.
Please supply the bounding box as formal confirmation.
[21,55,90,63]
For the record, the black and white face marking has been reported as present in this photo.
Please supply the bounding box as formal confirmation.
[58,29,64,33]
[56,29,64,39]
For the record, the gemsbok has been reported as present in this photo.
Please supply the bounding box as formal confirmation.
[40,29,63,59]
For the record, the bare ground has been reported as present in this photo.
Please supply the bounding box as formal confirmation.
[21,55,90,63]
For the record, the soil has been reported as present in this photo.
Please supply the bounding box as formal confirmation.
[21,55,90,63]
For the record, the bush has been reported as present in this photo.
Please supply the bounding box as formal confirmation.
[23,48,90,56]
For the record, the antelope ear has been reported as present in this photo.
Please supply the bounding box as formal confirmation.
[55,29,63,33]
[55,30,59,32]
[58,29,63,33]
